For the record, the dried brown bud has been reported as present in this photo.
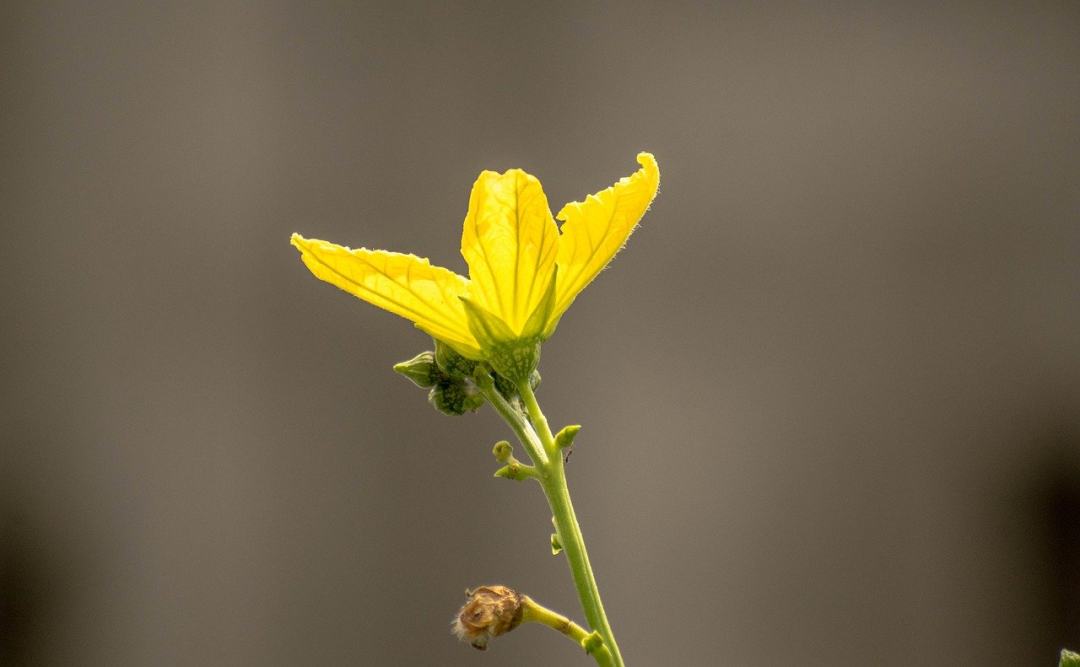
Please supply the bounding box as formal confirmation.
[451,585,523,650]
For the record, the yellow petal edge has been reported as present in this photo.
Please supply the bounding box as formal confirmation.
[291,152,659,359]
[553,152,660,321]
[290,234,482,358]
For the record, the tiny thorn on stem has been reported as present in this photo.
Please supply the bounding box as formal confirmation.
[581,630,605,655]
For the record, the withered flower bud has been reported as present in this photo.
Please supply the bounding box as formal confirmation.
[451,585,523,650]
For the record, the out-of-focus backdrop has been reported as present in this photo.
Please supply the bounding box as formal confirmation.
[2,2,1078,665]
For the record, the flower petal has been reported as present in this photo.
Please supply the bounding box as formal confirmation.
[291,234,481,357]
[553,152,660,320]
[460,168,559,335]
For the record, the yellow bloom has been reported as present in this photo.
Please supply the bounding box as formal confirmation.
[291,152,659,374]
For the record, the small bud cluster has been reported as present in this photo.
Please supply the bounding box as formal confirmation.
[393,341,484,416]
[393,340,540,417]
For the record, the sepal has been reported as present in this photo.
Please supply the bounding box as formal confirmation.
[489,341,541,383]
[461,296,541,381]
[460,296,516,352]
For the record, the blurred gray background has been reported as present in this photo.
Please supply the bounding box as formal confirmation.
[2,2,1079,665]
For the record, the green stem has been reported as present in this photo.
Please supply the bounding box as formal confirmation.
[474,372,549,467]
[520,596,614,664]
[516,381,626,667]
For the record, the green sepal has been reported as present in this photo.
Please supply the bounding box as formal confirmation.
[1061,650,1080,667]
[550,532,562,556]
[554,424,581,450]
[541,312,564,341]
[460,296,517,351]
[434,339,478,380]
[460,296,541,381]
[487,341,540,383]
[392,351,439,388]
[428,379,484,416]
[520,266,558,340]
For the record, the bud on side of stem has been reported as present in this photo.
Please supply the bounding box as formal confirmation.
[492,440,513,462]
[492,440,537,481]
[393,351,440,388]
[452,585,523,650]
[452,585,610,662]
[554,424,581,450]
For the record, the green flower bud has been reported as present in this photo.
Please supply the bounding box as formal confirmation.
[492,441,536,481]
[1062,650,1080,667]
[550,532,562,556]
[492,440,513,462]
[435,339,478,380]
[553,424,581,450]
[392,351,440,388]
[428,379,484,416]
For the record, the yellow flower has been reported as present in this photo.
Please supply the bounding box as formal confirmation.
[291,152,659,377]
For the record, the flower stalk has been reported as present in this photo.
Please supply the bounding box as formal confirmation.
[519,595,612,663]
[519,381,625,667]
[472,366,624,665]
